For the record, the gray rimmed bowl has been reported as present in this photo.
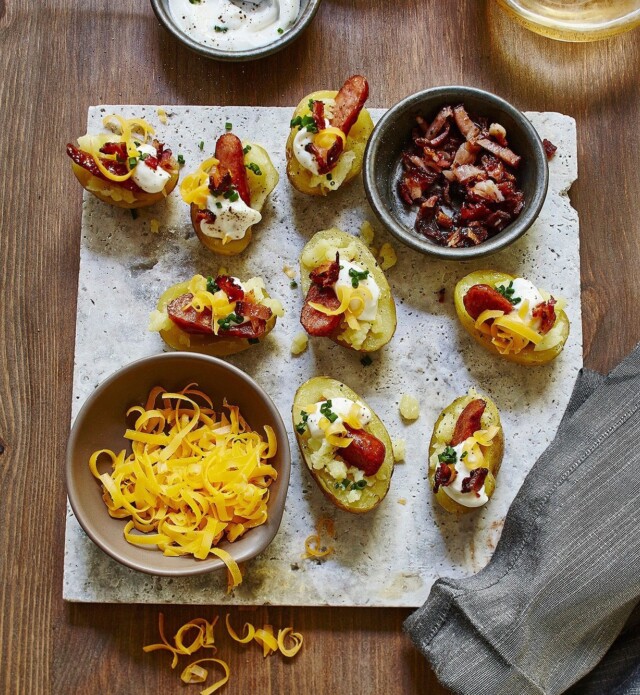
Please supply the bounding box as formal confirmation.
[66,352,291,577]
[364,86,549,260]
[150,0,323,62]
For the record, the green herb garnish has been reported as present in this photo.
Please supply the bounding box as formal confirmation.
[206,276,219,294]
[225,121,233,130]
[352,479,367,490]
[278,27,284,34]
[326,173,333,181]
[248,338,260,345]
[214,25,228,33]
[243,144,252,154]
[460,451,468,459]
[198,141,204,151]
[496,280,521,306]
[217,312,244,330]
[290,280,298,289]
[438,446,457,464]
[334,479,350,490]
[348,268,370,288]
[360,355,373,367]
[188,0,201,4]
[177,154,185,166]
[320,400,338,423]
[246,162,262,176]
[128,156,138,169]
[290,115,318,133]
[215,201,222,209]
[296,411,309,434]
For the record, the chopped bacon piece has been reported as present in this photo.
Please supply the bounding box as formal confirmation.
[330,75,369,136]
[311,99,326,132]
[99,141,128,160]
[453,105,480,141]
[433,462,454,493]
[424,106,453,139]
[451,399,486,446]
[543,138,557,159]
[489,122,507,146]
[436,210,454,228]
[453,141,481,166]
[216,275,244,302]
[454,164,485,183]
[471,179,505,202]
[142,154,159,171]
[340,424,386,476]
[461,467,489,495]
[532,297,557,334]
[459,202,492,222]
[235,300,272,326]
[167,294,213,334]
[300,284,342,337]
[195,209,216,225]
[309,254,340,287]
[215,133,251,206]
[463,284,514,320]
[476,137,521,168]
[218,321,267,339]
[66,143,143,193]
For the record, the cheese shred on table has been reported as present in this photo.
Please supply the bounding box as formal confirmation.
[89,385,277,589]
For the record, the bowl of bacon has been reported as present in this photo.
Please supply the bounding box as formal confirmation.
[66,353,290,585]
[363,86,550,260]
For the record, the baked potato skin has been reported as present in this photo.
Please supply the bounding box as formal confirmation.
[71,161,179,209]
[292,377,394,514]
[156,280,277,357]
[454,270,570,366]
[192,142,279,256]
[285,90,374,196]
[299,228,397,352]
[428,393,504,514]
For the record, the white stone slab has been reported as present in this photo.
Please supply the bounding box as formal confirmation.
[63,106,580,606]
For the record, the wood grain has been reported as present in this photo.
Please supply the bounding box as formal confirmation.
[1,0,638,693]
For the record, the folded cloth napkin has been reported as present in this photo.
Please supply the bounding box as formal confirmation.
[405,344,640,695]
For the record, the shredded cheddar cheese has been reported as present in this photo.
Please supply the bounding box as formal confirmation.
[157,107,168,124]
[90,386,277,590]
[180,157,220,208]
[303,516,336,559]
[225,615,304,658]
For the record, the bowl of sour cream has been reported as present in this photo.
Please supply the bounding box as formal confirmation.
[151,0,323,61]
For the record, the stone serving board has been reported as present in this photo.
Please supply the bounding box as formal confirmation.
[63,106,580,606]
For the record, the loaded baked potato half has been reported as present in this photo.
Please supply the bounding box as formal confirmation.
[149,273,283,357]
[428,392,504,514]
[66,115,179,209]
[299,228,397,352]
[293,377,394,514]
[286,75,374,196]
[455,270,570,366]
[181,133,278,256]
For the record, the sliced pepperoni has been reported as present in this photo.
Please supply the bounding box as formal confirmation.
[340,424,386,476]
[66,143,143,193]
[451,399,486,446]
[167,293,213,334]
[532,298,557,334]
[300,284,343,337]
[309,254,340,288]
[330,75,369,136]
[215,133,251,206]
[463,283,514,320]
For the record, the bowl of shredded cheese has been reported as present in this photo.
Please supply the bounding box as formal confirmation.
[66,352,290,585]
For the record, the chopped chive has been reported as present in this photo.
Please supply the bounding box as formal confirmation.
[326,173,333,181]
[438,446,457,464]
[177,154,185,165]
[225,121,233,130]
[215,201,222,209]
[245,162,262,176]
[214,25,228,33]
[348,267,370,288]
[277,27,284,34]
[290,280,298,289]
[206,276,219,294]
[360,355,373,367]
[128,156,138,169]
[243,144,252,154]
[198,141,204,151]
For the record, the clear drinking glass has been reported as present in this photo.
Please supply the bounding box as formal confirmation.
[496,0,640,41]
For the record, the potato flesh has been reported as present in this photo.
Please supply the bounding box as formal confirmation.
[285,90,374,196]
[428,393,504,514]
[454,270,570,366]
[299,228,397,352]
[192,142,279,256]
[292,377,394,513]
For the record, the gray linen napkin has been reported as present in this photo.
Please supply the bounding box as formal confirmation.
[405,344,640,695]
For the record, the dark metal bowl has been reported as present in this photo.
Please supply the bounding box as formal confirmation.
[150,0,323,62]
[363,86,549,260]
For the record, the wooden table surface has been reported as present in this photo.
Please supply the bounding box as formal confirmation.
[2,1,639,692]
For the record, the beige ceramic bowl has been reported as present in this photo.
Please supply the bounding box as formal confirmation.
[66,352,291,577]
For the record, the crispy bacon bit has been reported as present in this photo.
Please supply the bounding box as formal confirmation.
[235,300,272,323]
[433,462,454,493]
[463,283,514,319]
[397,104,525,248]
[216,275,244,302]
[195,209,216,225]
[340,424,386,476]
[461,467,489,495]
[543,138,557,159]
[532,297,557,334]
[66,143,143,193]
[99,141,128,160]
[300,284,342,337]
[143,154,159,171]
[167,294,213,334]
[311,99,326,132]
[330,75,369,136]
[219,321,267,339]
[309,253,340,288]
[451,399,486,446]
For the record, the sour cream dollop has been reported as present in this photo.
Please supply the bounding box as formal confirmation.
[439,443,489,509]
[131,144,171,194]
[334,259,380,322]
[306,398,371,441]
[199,193,261,241]
[169,0,300,52]
[496,277,544,322]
